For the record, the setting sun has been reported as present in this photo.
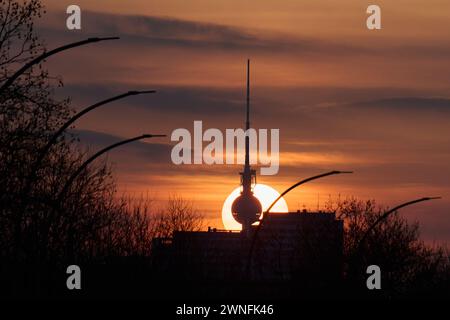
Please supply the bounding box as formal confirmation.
[221,184,289,230]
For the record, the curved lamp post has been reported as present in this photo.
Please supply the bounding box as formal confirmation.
[345,196,442,285]
[24,90,156,196]
[51,133,164,260]
[266,171,353,214]
[246,170,353,276]
[35,91,156,171]
[0,37,119,95]
[56,134,166,204]
[355,196,441,255]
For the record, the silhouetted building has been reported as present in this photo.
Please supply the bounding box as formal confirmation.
[152,210,343,286]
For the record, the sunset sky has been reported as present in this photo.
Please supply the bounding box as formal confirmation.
[38,0,450,243]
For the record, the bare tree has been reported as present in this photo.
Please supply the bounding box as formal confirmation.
[0,0,72,259]
[0,0,153,263]
[153,195,204,239]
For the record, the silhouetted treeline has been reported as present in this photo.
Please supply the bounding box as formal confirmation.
[0,0,448,300]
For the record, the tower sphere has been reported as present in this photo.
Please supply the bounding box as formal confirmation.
[231,192,262,225]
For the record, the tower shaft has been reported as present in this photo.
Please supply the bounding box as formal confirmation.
[243,59,252,195]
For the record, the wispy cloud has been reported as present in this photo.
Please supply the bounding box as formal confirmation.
[40,9,450,62]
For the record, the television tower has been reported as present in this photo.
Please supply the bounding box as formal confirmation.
[231,60,263,235]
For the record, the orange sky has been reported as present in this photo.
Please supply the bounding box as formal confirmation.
[38,0,450,243]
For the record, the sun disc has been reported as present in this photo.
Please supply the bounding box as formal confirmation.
[221,184,289,230]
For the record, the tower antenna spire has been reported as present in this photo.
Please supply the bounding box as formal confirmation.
[246,59,250,131]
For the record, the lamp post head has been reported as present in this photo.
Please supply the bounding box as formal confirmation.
[88,37,120,42]
[128,90,157,95]
[142,134,166,139]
